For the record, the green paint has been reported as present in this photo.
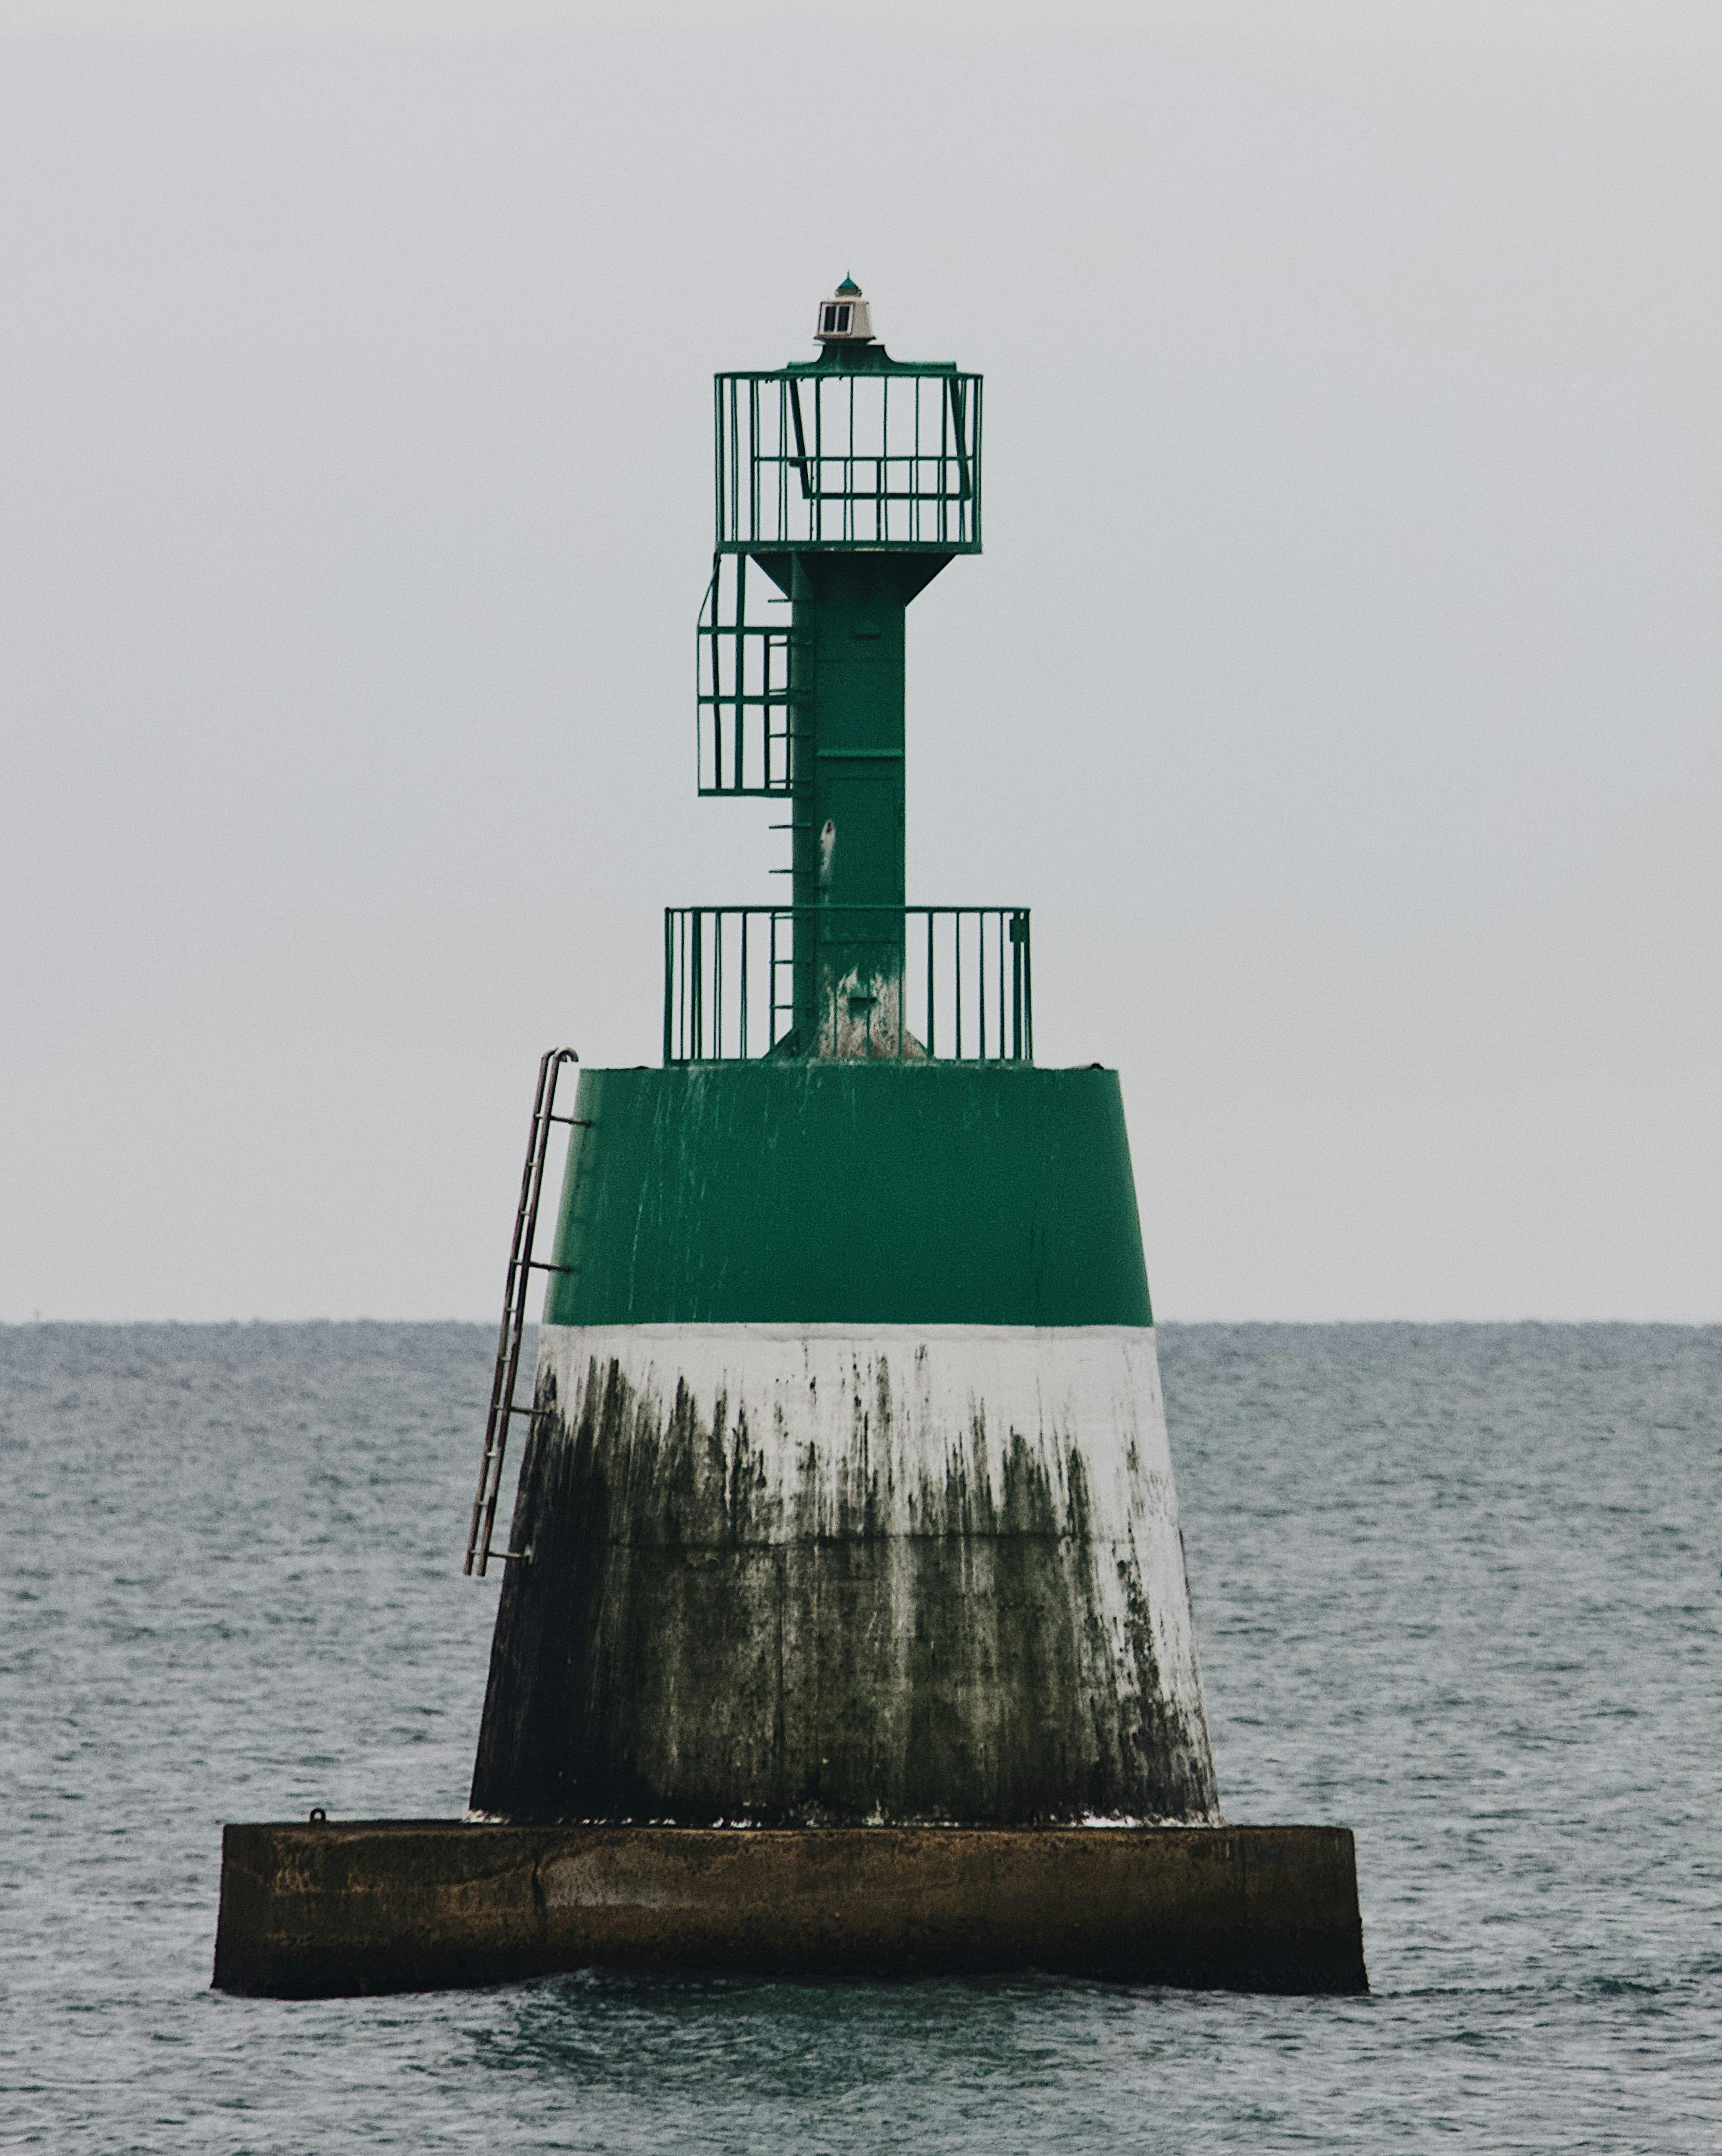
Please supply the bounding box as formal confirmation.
[704,334,986,1056]
[542,1062,1152,1328]
[748,550,950,1042]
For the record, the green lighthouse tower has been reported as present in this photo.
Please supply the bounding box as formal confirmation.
[467,283,1221,1827]
[693,273,988,1061]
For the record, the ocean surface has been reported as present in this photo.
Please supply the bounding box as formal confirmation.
[2,1321,1717,2152]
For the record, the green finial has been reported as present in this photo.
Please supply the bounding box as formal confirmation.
[836,275,861,295]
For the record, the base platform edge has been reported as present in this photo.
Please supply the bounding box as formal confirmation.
[213,1821,1366,1998]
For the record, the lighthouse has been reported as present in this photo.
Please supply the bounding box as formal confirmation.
[467,282,1221,1830]
[213,283,1365,1998]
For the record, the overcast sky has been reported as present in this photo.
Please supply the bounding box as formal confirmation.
[2,0,1718,1321]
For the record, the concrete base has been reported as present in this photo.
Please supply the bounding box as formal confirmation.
[213,1822,1366,1998]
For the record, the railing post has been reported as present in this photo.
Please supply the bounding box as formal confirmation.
[663,910,676,1069]
[739,912,750,1058]
[691,912,704,1062]
[1009,911,1021,1061]
[1021,912,1032,1061]
[714,911,725,1056]
[925,910,936,1058]
[954,911,963,1060]
[995,911,1004,1061]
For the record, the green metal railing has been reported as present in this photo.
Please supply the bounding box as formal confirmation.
[664,905,1031,1065]
[696,553,796,795]
[714,367,982,553]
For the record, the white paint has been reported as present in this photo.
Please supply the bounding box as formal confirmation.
[533,1320,1219,1822]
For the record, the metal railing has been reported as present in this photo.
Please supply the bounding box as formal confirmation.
[664,905,1031,1064]
[715,369,982,552]
[696,553,795,795]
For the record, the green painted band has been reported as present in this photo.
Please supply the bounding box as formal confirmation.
[542,1063,1152,1328]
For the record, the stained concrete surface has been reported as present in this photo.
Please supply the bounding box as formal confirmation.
[213,1821,1366,1998]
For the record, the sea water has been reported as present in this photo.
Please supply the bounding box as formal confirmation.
[2,1322,1717,2152]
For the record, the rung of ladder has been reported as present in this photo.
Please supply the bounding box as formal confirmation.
[463,1044,580,1578]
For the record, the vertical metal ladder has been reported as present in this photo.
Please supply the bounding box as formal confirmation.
[463,1046,581,1577]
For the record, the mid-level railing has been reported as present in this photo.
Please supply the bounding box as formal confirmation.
[664,905,1032,1065]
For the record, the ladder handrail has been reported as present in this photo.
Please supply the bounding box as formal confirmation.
[464,1046,580,1576]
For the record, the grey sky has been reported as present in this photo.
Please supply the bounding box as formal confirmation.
[2,1,1717,1321]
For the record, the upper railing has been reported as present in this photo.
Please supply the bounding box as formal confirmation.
[664,905,1031,1064]
[715,365,983,553]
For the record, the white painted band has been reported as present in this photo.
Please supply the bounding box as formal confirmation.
[532,1317,1217,1814]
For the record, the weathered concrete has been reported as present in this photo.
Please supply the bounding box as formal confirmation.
[474,1325,1217,1826]
[212,1821,1366,1998]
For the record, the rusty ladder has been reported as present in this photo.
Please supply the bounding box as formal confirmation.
[463,1046,582,1576]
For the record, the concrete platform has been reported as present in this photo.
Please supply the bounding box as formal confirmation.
[212,1821,1366,1998]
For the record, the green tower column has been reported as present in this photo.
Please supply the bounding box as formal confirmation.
[763,549,951,1051]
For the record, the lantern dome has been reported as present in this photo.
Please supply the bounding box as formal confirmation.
[815,276,875,344]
